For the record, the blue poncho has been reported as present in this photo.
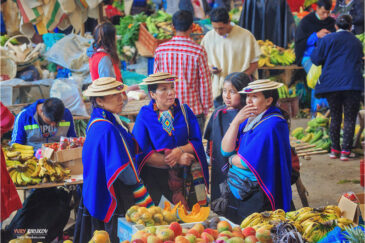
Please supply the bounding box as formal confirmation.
[132,99,209,188]
[237,106,292,211]
[82,108,140,222]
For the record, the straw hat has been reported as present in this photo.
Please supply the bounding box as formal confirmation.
[139,72,179,85]
[83,77,128,97]
[239,79,283,94]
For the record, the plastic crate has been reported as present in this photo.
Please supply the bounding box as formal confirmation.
[118,218,139,242]
[138,23,171,54]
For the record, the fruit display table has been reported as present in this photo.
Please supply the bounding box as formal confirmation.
[259,65,304,86]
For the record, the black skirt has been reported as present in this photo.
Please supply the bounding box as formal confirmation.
[140,166,173,205]
[73,182,135,243]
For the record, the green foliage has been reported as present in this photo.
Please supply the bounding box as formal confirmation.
[115,13,147,55]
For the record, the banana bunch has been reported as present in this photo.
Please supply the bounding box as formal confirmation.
[278,84,290,99]
[8,159,41,186]
[302,220,337,242]
[291,127,305,139]
[240,209,286,228]
[32,158,71,183]
[4,143,34,161]
[257,40,296,67]
[285,205,352,242]
[336,217,355,230]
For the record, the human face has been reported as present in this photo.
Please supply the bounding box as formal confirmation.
[316,6,330,20]
[96,92,126,114]
[222,81,242,109]
[39,111,57,126]
[245,92,273,115]
[150,83,176,111]
[212,21,232,36]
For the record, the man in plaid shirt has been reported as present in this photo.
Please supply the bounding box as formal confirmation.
[154,10,213,132]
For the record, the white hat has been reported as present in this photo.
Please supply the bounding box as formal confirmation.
[83,77,128,97]
[139,72,179,85]
[239,79,283,94]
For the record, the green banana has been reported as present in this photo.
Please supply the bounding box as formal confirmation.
[309,130,323,144]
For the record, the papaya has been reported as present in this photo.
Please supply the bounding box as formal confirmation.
[177,204,210,223]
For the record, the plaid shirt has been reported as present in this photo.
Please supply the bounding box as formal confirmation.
[154,36,213,115]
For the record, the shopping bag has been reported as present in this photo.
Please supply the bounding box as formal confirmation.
[306,64,322,89]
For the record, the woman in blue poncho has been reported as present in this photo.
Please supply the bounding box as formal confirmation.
[133,72,209,210]
[221,79,292,224]
[74,77,153,243]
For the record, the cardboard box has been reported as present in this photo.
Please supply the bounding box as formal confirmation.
[338,193,364,225]
[42,145,82,163]
[62,158,83,175]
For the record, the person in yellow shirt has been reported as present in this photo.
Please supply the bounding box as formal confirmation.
[201,7,260,107]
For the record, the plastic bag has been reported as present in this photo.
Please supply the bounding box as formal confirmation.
[44,34,92,72]
[50,78,89,117]
[306,64,322,89]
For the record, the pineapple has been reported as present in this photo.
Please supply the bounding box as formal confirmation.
[343,225,365,243]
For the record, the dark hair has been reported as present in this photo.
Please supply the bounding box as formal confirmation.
[336,14,352,30]
[210,7,230,24]
[224,72,252,107]
[173,10,193,32]
[93,22,119,64]
[147,84,159,94]
[317,0,332,10]
[90,96,104,109]
[42,98,65,123]
[262,89,291,127]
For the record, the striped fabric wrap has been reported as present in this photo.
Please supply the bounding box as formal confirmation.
[133,183,154,208]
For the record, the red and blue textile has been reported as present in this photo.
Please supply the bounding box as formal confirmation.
[237,106,292,211]
[132,99,209,188]
[82,108,140,222]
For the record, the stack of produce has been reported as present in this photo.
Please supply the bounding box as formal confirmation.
[31,157,71,183]
[286,205,354,242]
[291,114,331,151]
[145,10,173,40]
[257,40,296,67]
[4,143,40,186]
[128,218,274,243]
[126,203,178,226]
[277,84,297,99]
[240,209,287,231]
[116,13,147,60]
[238,205,355,242]
[125,202,210,226]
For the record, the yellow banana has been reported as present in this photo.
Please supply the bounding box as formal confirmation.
[16,172,24,186]
[11,171,19,184]
[12,143,34,151]
[43,162,56,175]
[302,221,319,239]
[241,212,262,228]
[336,217,354,225]
[6,151,21,158]
[20,172,32,184]
[54,166,64,177]
[31,165,41,177]
[325,205,342,218]
[297,212,319,224]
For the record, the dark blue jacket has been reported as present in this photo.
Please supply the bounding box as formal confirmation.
[11,99,76,150]
[311,30,364,96]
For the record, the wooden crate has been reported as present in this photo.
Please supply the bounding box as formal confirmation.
[138,23,171,54]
